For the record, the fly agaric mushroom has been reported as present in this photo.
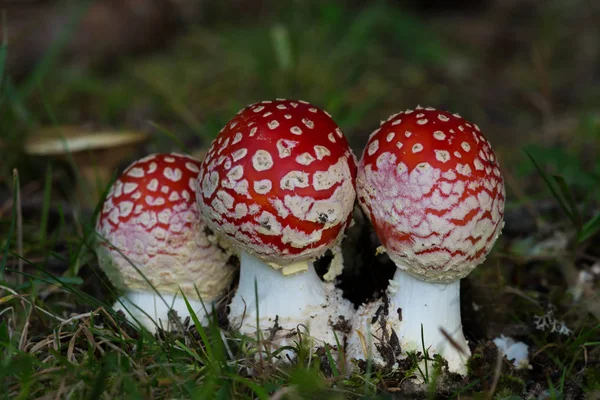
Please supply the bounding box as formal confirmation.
[196,99,356,353]
[347,106,505,375]
[96,153,236,332]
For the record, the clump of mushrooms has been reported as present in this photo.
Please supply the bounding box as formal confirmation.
[346,106,505,375]
[196,99,356,355]
[96,153,236,332]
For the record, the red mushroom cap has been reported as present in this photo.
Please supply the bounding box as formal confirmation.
[197,99,357,265]
[96,153,234,299]
[357,106,505,283]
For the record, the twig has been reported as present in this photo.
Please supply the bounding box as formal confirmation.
[59,311,95,327]
[440,327,468,356]
[487,348,504,399]
[504,286,544,309]
[66,325,85,364]
[18,305,32,351]
[54,379,67,400]
[220,329,235,361]
[270,386,294,400]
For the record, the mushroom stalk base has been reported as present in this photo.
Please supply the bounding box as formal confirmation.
[390,269,470,373]
[114,290,214,334]
[229,250,353,356]
[348,268,470,375]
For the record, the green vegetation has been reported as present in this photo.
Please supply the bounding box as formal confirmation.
[1,1,599,398]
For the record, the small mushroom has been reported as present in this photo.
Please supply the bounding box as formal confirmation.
[347,106,505,375]
[96,153,236,332]
[25,126,149,206]
[196,99,357,356]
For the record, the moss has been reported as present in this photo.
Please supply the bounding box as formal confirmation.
[497,374,526,395]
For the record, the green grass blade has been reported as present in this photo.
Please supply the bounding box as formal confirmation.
[39,164,53,248]
[254,278,266,363]
[271,24,293,71]
[525,149,578,227]
[88,355,111,400]
[323,343,339,377]
[1,170,19,279]
[227,373,270,400]
[173,339,205,363]
[578,213,600,243]
[181,292,214,361]
[148,121,186,151]
[421,323,429,384]
[552,174,582,230]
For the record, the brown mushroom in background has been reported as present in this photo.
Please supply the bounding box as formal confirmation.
[24,126,149,207]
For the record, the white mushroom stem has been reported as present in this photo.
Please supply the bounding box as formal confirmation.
[114,290,214,333]
[348,267,470,375]
[388,268,470,374]
[229,250,352,348]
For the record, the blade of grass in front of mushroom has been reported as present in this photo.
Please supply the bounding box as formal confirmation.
[189,286,235,369]
[179,293,246,398]
[254,279,265,371]
[181,292,216,362]
[326,329,344,377]
[420,323,430,384]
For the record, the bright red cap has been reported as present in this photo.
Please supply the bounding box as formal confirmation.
[357,106,505,283]
[197,99,357,265]
[96,153,234,299]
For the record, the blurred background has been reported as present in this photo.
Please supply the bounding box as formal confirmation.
[0,2,599,395]
[2,0,600,291]
[1,0,599,201]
